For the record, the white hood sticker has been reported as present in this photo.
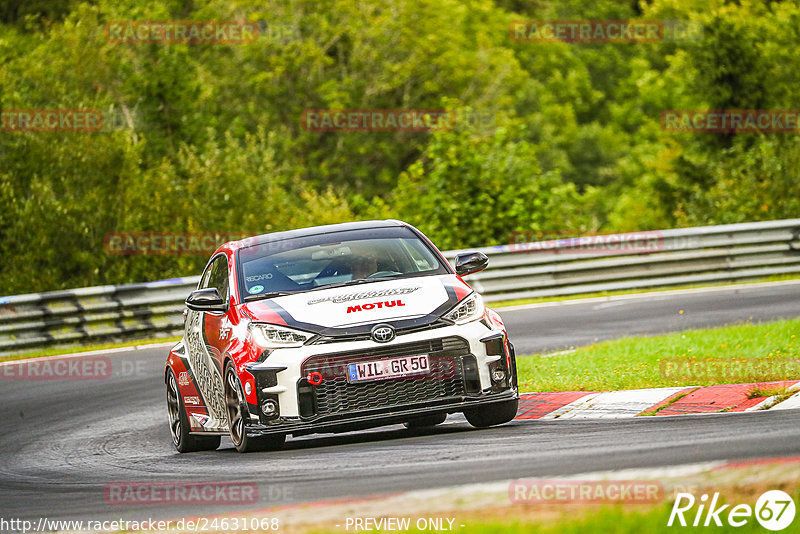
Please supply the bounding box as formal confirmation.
[269,275,455,328]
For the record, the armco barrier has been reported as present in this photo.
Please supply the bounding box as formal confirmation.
[443,219,800,301]
[1,219,799,355]
[0,277,199,355]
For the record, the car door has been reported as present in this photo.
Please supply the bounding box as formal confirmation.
[202,254,232,359]
[183,254,230,428]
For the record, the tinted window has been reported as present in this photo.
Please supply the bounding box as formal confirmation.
[237,226,447,298]
[200,255,229,299]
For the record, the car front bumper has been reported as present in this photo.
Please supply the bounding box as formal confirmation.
[236,320,518,437]
[246,390,518,437]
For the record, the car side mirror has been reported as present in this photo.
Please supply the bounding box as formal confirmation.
[454,251,489,276]
[186,288,227,312]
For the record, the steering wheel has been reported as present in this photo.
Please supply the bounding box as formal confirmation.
[312,260,352,285]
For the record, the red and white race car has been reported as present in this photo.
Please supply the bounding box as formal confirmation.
[165,220,518,452]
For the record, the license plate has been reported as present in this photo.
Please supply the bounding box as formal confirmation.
[347,355,430,383]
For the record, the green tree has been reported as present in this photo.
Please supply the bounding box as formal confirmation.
[392,122,597,250]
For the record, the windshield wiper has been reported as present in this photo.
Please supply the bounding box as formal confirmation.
[243,291,294,302]
[306,277,390,293]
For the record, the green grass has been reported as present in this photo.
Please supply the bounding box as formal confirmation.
[747,385,790,400]
[0,336,180,362]
[299,476,800,534]
[453,505,783,534]
[516,318,800,392]
[638,390,697,416]
[490,273,800,308]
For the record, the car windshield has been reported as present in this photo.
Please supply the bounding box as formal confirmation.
[236,226,448,299]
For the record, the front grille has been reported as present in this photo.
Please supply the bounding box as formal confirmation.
[300,337,470,417]
[309,320,450,345]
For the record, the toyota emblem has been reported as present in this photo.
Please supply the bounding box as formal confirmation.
[371,324,395,343]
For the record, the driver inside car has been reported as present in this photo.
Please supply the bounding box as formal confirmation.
[350,253,379,280]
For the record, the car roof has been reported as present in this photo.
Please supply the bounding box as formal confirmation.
[226,219,409,251]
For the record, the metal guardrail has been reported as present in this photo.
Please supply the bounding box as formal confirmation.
[1,219,799,355]
[0,277,200,356]
[445,218,800,302]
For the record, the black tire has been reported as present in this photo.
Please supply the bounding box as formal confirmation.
[463,398,519,428]
[166,369,221,453]
[404,413,447,429]
[224,363,285,453]
[509,342,519,389]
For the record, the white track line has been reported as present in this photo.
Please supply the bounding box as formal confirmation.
[0,341,176,365]
[542,387,688,419]
[498,279,800,312]
[745,396,780,411]
[540,393,599,420]
[769,392,800,411]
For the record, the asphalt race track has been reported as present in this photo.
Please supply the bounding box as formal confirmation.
[1,282,799,522]
[503,280,800,354]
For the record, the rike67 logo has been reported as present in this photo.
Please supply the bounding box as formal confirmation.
[669,491,796,531]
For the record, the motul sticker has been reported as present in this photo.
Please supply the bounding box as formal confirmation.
[347,300,405,313]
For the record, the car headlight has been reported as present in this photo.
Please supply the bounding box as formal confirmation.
[443,293,484,324]
[248,323,311,348]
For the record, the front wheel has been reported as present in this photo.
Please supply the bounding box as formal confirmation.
[166,369,220,453]
[224,363,285,453]
[463,398,519,428]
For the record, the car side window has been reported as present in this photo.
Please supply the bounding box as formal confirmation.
[199,255,229,300]
[208,256,230,300]
[199,262,214,290]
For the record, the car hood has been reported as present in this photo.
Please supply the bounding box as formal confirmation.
[241,274,473,332]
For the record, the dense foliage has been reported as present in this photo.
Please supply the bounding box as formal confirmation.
[1,0,798,293]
